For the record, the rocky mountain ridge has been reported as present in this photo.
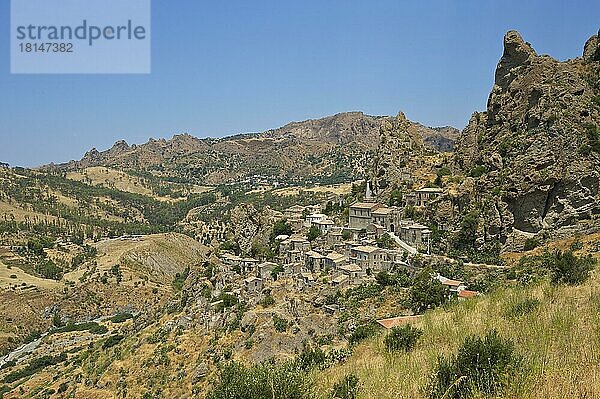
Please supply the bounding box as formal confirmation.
[45,112,458,185]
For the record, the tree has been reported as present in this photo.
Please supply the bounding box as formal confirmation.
[409,267,449,314]
[452,211,479,252]
[389,188,402,206]
[270,219,292,242]
[376,233,395,249]
[307,226,321,242]
[375,271,395,286]
[271,264,284,280]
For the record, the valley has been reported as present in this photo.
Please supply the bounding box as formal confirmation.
[0,29,598,399]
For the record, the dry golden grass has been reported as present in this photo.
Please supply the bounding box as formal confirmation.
[0,259,60,290]
[503,232,600,263]
[311,271,600,399]
[273,182,354,197]
[0,201,59,223]
[67,167,154,197]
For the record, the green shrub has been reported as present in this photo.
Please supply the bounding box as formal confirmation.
[172,266,190,292]
[271,264,284,280]
[296,344,325,371]
[206,361,307,399]
[348,323,376,345]
[273,314,288,333]
[376,233,395,249]
[0,360,16,370]
[504,297,540,319]
[543,250,596,285]
[384,325,422,352]
[585,123,600,153]
[523,238,539,251]
[57,382,69,393]
[3,353,67,383]
[375,271,394,286]
[570,239,584,251]
[102,334,124,349]
[260,295,275,307]
[24,330,42,344]
[110,313,134,323]
[50,321,108,336]
[307,226,321,242]
[215,292,239,312]
[427,330,522,399]
[332,374,359,399]
[270,219,293,242]
[468,165,487,178]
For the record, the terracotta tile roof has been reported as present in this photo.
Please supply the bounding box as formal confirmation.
[376,315,421,329]
[458,290,479,298]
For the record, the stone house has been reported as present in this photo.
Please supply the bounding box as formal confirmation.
[283,205,306,219]
[288,218,305,232]
[314,219,335,234]
[331,274,349,288]
[257,262,278,279]
[366,223,385,238]
[324,251,346,270]
[284,262,302,276]
[305,250,325,272]
[279,235,310,254]
[285,249,304,264]
[436,274,467,294]
[244,276,263,292]
[348,202,381,229]
[297,272,316,288]
[220,252,242,268]
[412,187,443,207]
[350,245,388,272]
[337,264,366,285]
[305,213,327,227]
[326,228,344,246]
[371,206,400,233]
[397,221,431,253]
[240,257,260,274]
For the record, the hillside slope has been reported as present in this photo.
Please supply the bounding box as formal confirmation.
[312,264,600,398]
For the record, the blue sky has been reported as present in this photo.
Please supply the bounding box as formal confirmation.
[1,0,598,167]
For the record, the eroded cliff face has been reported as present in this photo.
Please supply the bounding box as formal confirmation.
[450,30,600,250]
[371,112,428,198]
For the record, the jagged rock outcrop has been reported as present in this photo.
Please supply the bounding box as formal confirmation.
[584,29,600,62]
[229,204,279,255]
[450,30,600,250]
[371,112,428,197]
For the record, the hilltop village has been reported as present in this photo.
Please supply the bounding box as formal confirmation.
[214,183,477,315]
